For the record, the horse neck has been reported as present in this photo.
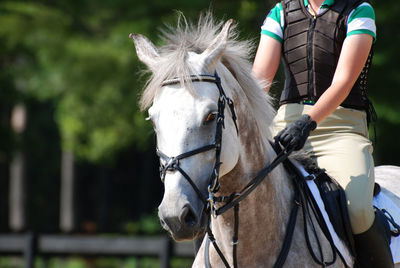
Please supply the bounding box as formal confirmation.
[210,113,295,266]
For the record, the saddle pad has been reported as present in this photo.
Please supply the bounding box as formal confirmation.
[290,160,354,267]
[373,191,400,263]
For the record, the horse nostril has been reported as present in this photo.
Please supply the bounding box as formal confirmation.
[180,205,198,227]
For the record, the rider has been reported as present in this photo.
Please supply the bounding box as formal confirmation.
[252,0,393,266]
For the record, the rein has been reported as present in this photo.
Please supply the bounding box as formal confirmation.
[156,72,333,268]
[204,145,296,268]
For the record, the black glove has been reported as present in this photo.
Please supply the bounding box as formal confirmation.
[275,114,317,151]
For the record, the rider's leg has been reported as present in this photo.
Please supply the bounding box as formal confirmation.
[353,209,393,268]
[307,128,375,235]
[307,131,393,267]
[272,104,393,267]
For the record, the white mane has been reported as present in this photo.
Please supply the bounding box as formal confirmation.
[139,12,276,141]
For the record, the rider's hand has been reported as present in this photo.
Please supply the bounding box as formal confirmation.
[275,114,317,151]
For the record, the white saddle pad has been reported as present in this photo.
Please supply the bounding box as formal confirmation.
[373,191,400,263]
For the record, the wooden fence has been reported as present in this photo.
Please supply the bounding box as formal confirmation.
[3,104,197,267]
[0,233,194,268]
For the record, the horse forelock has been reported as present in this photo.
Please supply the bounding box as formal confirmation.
[139,11,276,144]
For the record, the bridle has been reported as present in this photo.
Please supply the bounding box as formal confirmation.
[156,72,299,268]
[157,72,238,206]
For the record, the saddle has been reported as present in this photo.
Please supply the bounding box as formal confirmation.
[271,141,400,266]
[282,151,400,265]
[300,162,356,253]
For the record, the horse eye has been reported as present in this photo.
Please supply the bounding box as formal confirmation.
[204,112,217,124]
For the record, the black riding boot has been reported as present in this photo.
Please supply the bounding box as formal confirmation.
[353,209,394,268]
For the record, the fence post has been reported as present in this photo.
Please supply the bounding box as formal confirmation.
[24,232,36,268]
[160,236,173,268]
[9,103,27,232]
[60,151,75,232]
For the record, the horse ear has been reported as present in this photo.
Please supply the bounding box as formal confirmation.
[129,33,160,69]
[200,19,234,72]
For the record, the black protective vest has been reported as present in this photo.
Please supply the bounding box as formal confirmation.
[280,0,373,111]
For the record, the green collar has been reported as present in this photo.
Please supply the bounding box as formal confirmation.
[304,0,335,8]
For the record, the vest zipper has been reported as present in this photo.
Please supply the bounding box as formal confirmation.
[307,16,316,101]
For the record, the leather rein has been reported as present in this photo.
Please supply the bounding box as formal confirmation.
[156,72,298,268]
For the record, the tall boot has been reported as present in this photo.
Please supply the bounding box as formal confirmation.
[353,209,394,268]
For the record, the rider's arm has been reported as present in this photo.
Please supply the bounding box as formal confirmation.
[306,34,373,124]
[252,34,282,93]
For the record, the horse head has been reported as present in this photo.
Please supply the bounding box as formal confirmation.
[130,19,242,241]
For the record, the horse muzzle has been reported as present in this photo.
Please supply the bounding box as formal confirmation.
[158,201,207,241]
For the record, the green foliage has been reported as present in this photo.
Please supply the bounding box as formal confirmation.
[0,0,156,163]
[0,0,278,164]
[170,257,195,268]
[0,257,23,268]
[0,256,193,268]
[367,0,400,164]
[0,0,269,164]
[0,0,399,165]
[123,212,163,235]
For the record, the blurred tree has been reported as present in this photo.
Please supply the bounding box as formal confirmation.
[0,0,277,164]
[368,0,400,165]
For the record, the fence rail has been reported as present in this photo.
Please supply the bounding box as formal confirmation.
[0,233,194,268]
